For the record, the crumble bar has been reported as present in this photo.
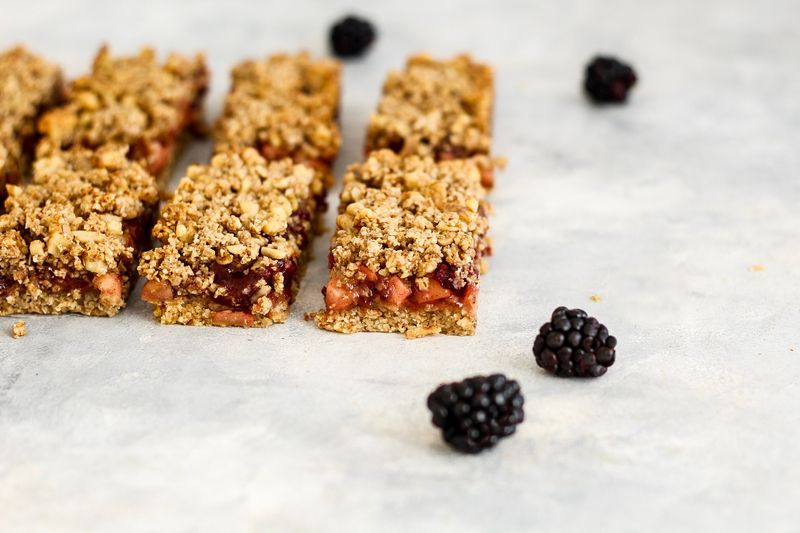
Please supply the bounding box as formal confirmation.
[0,47,63,203]
[138,148,324,327]
[365,54,496,187]
[213,52,341,189]
[312,150,490,337]
[0,145,158,316]
[37,46,208,181]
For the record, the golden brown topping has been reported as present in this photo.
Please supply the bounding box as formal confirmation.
[0,46,62,132]
[30,144,158,219]
[214,52,341,162]
[366,54,493,159]
[0,145,157,286]
[0,46,63,181]
[37,46,207,163]
[330,150,489,284]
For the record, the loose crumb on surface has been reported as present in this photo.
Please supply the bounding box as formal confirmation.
[11,321,27,338]
[590,294,602,302]
[748,264,766,272]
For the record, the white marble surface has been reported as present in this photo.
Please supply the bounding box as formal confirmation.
[2,0,799,531]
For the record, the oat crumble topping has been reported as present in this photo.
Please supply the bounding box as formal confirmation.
[0,46,63,187]
[37,46,207,169]
[0,46,62,135]
[1,145,156,277]
[214,53,341,162]
[366,54,493,159]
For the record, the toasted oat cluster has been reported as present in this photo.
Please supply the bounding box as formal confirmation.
[365,54,493,162]
[37,46,208,180]
[214,53,341,166]
[313,150,490,337]
[138,148,322,327]
[0,145,158,316]
[11,320,27,338]
[0,46,63,198]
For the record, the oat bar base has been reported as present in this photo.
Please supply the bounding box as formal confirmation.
[148,296,287,327]
[312,306,476,337]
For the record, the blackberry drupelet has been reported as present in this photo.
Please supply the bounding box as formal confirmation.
[584,55,637,103]
[533,307,617,377]
[329,15,376,58]
[427,374,524,454]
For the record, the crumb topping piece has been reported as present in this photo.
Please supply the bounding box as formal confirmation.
[214,52,341,162]
[37,46,207,164]
[330,150,488,285]
[11,320,27,338]
[366,54,493,159]
[138,148,318,295]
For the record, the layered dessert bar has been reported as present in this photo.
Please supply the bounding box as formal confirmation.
[138,148,323,327]
[0,47,63,202]
[312,150,490,337]
[0,145,158,316]
[37,46,208,182]
[213,52,341,190]
[365,54,496,187]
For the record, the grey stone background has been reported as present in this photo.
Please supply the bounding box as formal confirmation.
[1,0,798,531]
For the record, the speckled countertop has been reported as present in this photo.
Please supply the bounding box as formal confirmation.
[1,0,799,531]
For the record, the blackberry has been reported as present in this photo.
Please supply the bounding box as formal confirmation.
[427,374,524,454]
[584,55,637,103]
[533,307,617,377]
[329,15,376,58]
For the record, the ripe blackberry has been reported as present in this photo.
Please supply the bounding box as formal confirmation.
[533,307,617,377]
[329,15,376,58]
[427,374,524,454]
[584,55,637,103]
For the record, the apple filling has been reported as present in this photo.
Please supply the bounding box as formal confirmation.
[323,265,478,315]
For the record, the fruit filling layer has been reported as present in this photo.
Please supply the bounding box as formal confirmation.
[141,257,298,311]
[323,264,478,315]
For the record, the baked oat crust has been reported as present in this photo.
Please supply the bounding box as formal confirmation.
[313,305,476,338]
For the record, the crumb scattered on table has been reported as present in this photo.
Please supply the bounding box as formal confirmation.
[748,264,766,272]
[11,321,27,338]
[590,294,602,302]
